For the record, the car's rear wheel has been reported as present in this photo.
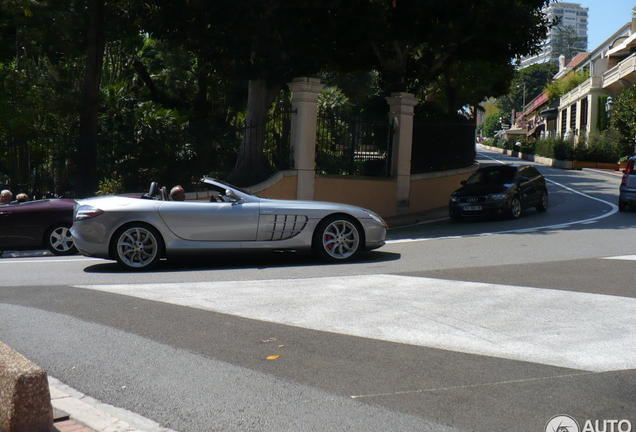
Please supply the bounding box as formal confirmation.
[536,191,549,212]
[509,197,522,219]
[313,215,362,262]
[113,224,164,270]
[619,198,628,212]
[45,224,78,256]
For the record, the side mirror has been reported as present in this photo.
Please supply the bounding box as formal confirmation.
[460,180,467,185]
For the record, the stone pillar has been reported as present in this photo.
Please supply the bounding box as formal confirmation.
[386,92,419,214]
[288,77,325,201]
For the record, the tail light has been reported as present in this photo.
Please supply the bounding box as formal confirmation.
[622,160,634,186]
[74,205,104,221]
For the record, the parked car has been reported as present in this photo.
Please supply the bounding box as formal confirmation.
[619,155,636,211]
[0,198,77,255]
[448,164,548,222]
[71,177,388,270]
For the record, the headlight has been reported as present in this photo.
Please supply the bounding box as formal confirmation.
[365,210,387,227]
[488,193,505,201]
[75,205,104,221]
[450,195,458,202]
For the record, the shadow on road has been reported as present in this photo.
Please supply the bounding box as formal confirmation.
[81,250,402,274]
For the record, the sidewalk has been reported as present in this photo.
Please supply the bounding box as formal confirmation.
[49,376,178,432]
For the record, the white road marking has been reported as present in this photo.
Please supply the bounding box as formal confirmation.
[76,274,636,372]
[350,370,597,399]
[602,255,636,260]
[0,257,100,264]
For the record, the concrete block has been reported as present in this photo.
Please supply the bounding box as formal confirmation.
[0,341,53,432]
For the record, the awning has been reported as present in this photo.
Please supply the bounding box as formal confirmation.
[527,124,544,137]
[540,108,558,118]
[523,93,549,116]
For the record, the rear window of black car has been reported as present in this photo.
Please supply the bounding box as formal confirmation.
[524,166,542,178]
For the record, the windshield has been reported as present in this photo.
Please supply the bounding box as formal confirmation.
[199,178,259,198]
[466,167,517,186]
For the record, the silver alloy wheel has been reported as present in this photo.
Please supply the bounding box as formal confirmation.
[320,219,360,260]
[510,197,522,219]
[116,226,160,268]
[46,225,77,255]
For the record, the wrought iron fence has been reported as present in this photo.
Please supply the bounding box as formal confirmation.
[235,104,295,175]
[411,119,476,174]
[315,111,393,177]
[0,137,76,198]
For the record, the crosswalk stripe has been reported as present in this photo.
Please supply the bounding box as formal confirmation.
[76,274,636,373]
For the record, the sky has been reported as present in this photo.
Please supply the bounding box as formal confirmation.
[583,0,636,50]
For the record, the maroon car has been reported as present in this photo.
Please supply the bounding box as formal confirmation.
[0,198,77,255]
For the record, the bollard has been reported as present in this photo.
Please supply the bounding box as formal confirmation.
[0,342,53,432]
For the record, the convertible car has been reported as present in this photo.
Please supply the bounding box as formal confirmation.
[0,198,77,255]
[71,177,387,270]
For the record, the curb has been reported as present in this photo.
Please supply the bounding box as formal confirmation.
[49,377,178,432]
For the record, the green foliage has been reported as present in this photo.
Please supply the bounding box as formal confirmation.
[577,129,625,163]
[480,113,503,138]
[96,175,124,196]
[318,87,352,113]
[0,0,554,191]
[611,84,636,157]
[596,95,610,131]
[535,137,575,160]
[546,70,590,103]
[551,26,587,61]
[534,130,624,162]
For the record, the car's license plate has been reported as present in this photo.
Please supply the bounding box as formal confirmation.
[465,205,482,211]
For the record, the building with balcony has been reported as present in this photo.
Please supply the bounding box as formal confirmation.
[556,14,634,141]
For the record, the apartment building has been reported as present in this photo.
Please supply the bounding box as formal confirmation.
[520,2,589,68]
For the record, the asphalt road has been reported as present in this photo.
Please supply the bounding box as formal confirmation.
[1,147,635,432]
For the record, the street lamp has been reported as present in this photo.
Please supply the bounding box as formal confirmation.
[605,96,614,119]
[517,83,527,112]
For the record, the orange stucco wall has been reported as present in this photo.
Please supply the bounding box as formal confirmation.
[247,165,478,218]
[250,173,298,200]
[314,176,397,217]
[409,165,478,213]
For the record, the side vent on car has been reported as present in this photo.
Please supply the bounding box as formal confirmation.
[261,214,308,241]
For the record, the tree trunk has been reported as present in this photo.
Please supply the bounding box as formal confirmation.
[76,0,105,197]
[226,79,279,186]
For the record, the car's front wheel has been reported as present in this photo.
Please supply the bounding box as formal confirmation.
[45,224,78,255]
[113,224,164,270]
[313,215,362,262]
[449,211,463,223]
[508,197,522,219]
[536,191,549,212]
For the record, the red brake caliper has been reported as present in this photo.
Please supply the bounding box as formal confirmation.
[325,234,334,250]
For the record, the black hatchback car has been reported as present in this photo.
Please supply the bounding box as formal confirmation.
[449,164,548,222]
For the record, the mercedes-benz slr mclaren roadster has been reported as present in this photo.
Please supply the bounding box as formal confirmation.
[71,177,387,270]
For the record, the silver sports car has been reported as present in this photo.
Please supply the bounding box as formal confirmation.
[71,177,387,270]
